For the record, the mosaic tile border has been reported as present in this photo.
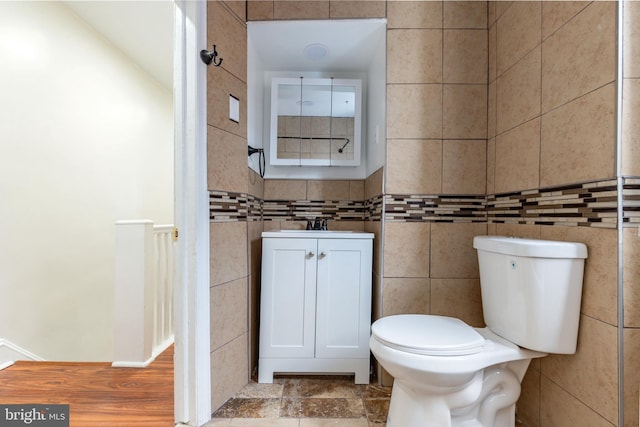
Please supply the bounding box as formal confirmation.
[623,177,640,226]
[247,194,262,222]
[383,180,623,228]
[209,191,372,223]
[487,179,619,229]
[366,195,384,222]
[262,199,366,222]
[210,191,248,222]
[211,178,638,227]
[384,195,486,222]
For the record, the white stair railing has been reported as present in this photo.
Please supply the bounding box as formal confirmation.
[113,220,175,367]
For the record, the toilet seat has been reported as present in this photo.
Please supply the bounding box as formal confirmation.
[371,314,486,356]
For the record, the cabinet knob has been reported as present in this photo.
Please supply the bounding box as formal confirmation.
[319,252,326,259]
[307,252,314,258]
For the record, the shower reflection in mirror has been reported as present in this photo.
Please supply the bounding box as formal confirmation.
[269,77,362,167]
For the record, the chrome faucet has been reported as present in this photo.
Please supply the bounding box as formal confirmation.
[306,218,328,230]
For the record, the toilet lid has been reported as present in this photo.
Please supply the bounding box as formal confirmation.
[372,315,486,356]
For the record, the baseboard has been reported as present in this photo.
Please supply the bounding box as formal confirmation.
[0,339,44,370]
[111,360,154,368]
[111,336,174,368]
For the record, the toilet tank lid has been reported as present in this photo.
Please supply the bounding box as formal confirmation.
[473,236,587,259]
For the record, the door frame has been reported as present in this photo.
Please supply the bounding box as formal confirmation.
[173,1,211,425]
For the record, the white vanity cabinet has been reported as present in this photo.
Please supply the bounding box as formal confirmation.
[258,230,373,384]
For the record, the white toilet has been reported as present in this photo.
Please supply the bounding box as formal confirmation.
[370,236,588,427]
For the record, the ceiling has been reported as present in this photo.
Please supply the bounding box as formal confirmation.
[64,1,174,89]
[248,19,387,72]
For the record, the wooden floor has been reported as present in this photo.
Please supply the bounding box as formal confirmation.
[0,345,174,426]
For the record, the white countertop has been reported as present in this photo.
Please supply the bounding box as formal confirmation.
[262,230,374,239]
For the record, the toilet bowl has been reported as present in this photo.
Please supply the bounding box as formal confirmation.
[370,236,588,427]
[370,315,544,427]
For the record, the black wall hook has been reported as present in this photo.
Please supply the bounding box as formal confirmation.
[200,45,223,67]
[248,145,265,178]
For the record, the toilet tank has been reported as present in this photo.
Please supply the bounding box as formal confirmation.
[473,236,588,354]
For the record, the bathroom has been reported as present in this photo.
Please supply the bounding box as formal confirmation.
[208,1,640,426]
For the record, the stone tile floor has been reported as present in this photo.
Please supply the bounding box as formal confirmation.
[205,375,391,427]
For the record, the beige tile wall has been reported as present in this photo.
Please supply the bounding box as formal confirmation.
[386,1,487,196]
[386,139,442,194]
[539,375,614,427]
[365,169,384,322]
[263,179,363,202]
[539,226,618,425]
[208,0,251,411]
[382,0,488,387]
[248,0,385,21]
[622,79,640,176]
[490,221,620,426]
[541,313,618,423]
[623,2,640,426]
[625,229,640,327]
[329,0,385,19]
[623,0,640,176]
[382,2,488,387]
[489,1,617,193]
[209,219,249,410]
[625,7,640,146]
[488,2,620,425]
[624,328,640,427]
[233,2,637,426]
[247,169,264,380]
[263,179,366,232]
[364,167,383,200]
[208,127,247,193]
[210,334,249,410]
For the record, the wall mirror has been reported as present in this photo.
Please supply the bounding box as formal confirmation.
[270,77,362,167]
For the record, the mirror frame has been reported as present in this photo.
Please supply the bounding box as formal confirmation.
[269,77,362,167]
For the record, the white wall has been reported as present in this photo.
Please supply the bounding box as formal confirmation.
[0,1,173,361]
[365,30,387,177]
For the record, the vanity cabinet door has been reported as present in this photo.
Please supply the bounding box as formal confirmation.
[259,238,317,358]
[315,238,372,359]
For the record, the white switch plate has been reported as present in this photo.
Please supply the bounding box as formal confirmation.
[229,95,239,123]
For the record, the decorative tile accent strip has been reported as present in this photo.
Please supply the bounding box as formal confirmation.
[210,191,247,222]
[262,199,366,222]
[247,194,262,222]
[211,178,630,227]
[623,177,640,226]
[384,195,486,222]
[366,195,384,221]
[487,180,618,228]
